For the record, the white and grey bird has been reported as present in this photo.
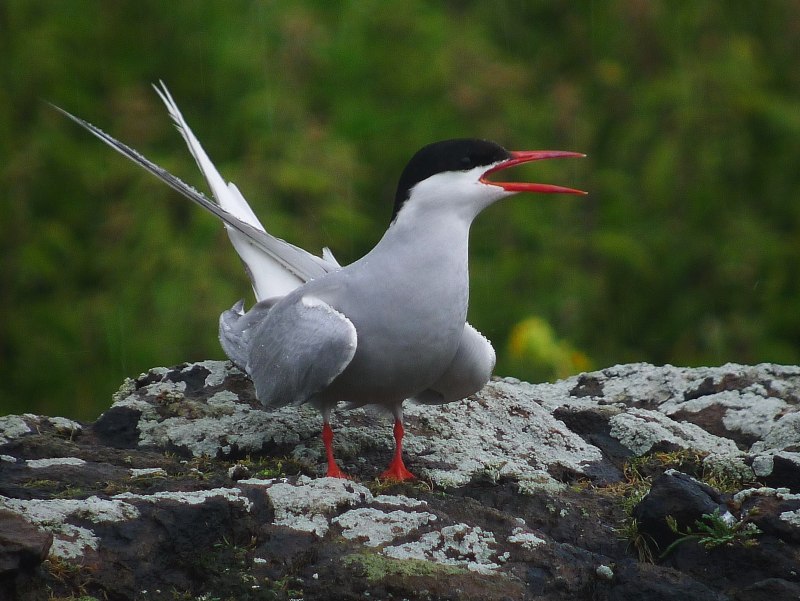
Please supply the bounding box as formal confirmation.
[56,84,585,480]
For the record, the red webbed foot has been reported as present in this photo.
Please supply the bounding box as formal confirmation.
[379,416,416,481]
[322,421,348,479]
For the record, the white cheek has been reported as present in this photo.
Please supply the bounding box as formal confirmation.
[414,170,503,203]
[396,167,512,224]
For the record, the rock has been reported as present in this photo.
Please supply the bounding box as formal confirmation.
[0,509,53,601]
[733,487,800,544]
[609,560,729,601]
[633,470,728,549]
[733,578,800,601]
[0,361,799,600]
[0,509,53,574]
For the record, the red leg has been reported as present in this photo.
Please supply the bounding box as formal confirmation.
[322,422,348,479]
[379,418,416,481]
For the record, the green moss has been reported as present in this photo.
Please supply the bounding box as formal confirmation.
[22,479,90,499]
[363,477,433,496]
[343,552,467,582]
[232,455,309,480]
[22,478,60,489]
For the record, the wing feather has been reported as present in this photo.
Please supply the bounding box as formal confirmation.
[53,88,340,300]
[247,295,357,408]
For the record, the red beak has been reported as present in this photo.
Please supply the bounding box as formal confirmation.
[480,150,587,195]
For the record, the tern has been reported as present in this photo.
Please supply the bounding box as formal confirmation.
[55,84,585,481]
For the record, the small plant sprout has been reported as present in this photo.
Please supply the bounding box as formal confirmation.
[660,508,761,559]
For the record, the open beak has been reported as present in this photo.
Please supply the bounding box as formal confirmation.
[480,150,587,195]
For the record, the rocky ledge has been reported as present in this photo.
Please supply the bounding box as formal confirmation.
[1,361,800,601]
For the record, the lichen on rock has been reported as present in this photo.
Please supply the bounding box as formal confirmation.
[2,361,800,600]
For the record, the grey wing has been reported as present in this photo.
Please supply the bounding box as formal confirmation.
[412,322,496,405]
[219,298,280,371]
[247,295,357,408]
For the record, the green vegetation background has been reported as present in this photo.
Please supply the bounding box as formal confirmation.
[2,2,799,421]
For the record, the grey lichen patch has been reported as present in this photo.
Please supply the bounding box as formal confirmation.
[404,379,603,487]
[701,453,755,490]
[111,377,183,420]
[140,404,315,458]
[129,467,168,478]
[144,366,171,379]
[751,454,776,478]
[383,523,502,573]
[566,363,800,455]
[114,487,254,511]
[715,393,788,440]
[733,487,800,504]
[507,527,546,550]
[26,457,86,469]
[115,365,323,456]
[751,451,800,479]
[0,495,139,560]
[146,379,187,402]
[661,389,788,438]
[207,390,240,406]
[0,414,32,444]
[596,564,614,581]
[252,476,373,536]
[332,507,437,547]
[47,417,83,438]
[581,363,756,407]
[752,413,800,454]
[110,377,137,404]
[609,408,740,456]
[515,471,566,496]
[0,414,82,446]
[189,359,240,387]
[779,508,800,528]
[343,551,468,581]
[373,494,428,508]
[732,487,800,530]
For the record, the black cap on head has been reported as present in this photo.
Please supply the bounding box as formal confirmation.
[392,139,511,220]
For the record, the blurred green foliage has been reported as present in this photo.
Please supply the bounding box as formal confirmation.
[1,1,799,420]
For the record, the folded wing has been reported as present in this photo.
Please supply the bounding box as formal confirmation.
[247,295,357,408]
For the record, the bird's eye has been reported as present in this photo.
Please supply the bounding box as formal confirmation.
[459,156,474,169]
